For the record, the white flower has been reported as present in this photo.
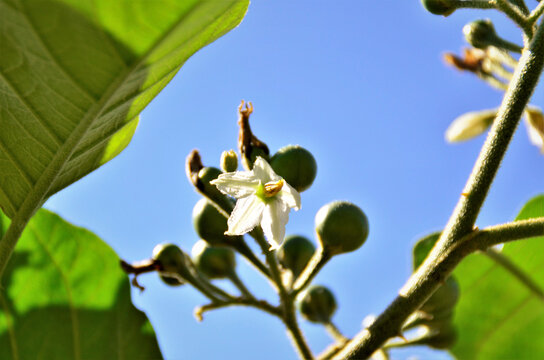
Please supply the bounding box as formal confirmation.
[210,157,301,250]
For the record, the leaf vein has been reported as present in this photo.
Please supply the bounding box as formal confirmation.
[0,290,19,360]
[16,0,97,103]
[29,222,81,360]
[0,70,62,147]
[0,136,34,188]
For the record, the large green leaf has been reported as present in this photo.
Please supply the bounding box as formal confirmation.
[0,0,249,218]
[0,209,162,359]
[450,195,544,359]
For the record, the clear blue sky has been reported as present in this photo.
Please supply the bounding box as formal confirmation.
[46,2,544,359]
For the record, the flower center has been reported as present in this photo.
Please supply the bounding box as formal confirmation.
[263,179,284,198]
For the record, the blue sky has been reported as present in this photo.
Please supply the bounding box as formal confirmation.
[46,2,544,359]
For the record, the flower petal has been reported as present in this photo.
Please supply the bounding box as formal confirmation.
[278,182,301,210]
[211,171,260,198]
[260,200,290,250]
[226,195,265,235]
[253,157,281,183]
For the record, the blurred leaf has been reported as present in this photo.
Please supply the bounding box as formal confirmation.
[0,209,162,359]
[450,195,544,359]
[413,231,441,270]
[0,0,249,218]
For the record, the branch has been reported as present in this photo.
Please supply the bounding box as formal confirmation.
[194,297,282,321]
[334,18,544,355]
[333,217,544,359]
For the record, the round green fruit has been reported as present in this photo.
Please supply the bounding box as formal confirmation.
[270,145,317,192]
[152,243,185,275]
[298,285,337,323]
[197,166,233,211]
[191,240,236,279]
[277,235,315,277]
[315,201,369,255]
[193,198,240,246]
[421,276,460,314]
[159,274,184,286]
[421,0,455,16]
[463,19,496,49]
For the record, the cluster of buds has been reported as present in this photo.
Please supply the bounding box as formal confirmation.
[417,11,544,154]
[120,101,373,357]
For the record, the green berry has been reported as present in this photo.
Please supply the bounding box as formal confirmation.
[198,166,234,211]
[315,201,369,255]
[421,0,455,16]
[463,19,496,49]
[277,235,315,277]
[298,285,337,323]
[420,276,460,314]
[193,198,240,246]
[191,240,236,279]
[159,274,184,286]
[420,323,457,349]
[152,243,186,275]
[220,150,238,172]
[270,145,317,192]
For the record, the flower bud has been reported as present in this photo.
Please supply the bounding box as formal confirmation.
[315,201,369,255]
[270,145,317,192]
[198,166,234,211]
[159,274,184,286]
[298,285,337,323]
[420,276,460,314]
[192,198,241,246]
[220,150,238,172]
[276,235,315,277]
[525,107,544,153]
[463,20,496,49]
[191,240,236,279]
[463,20,522,53]
[152,243,186,275]
[445,109,496,143]
[421,0,455,16]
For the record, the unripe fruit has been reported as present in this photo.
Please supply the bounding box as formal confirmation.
[191,240,236,279]
[198,166,233,211]
[421,0,455,16]
[315,201,369,255]
[270,145,317,192]
[463,19,496,49]
[420,323,457,349]
[298,285,337,323]
[152,243,186,275]
[159,274,184,286]
[193,198,240,246]
[420,276,460,314]
[277,235,315,277]
[220,150,238,172]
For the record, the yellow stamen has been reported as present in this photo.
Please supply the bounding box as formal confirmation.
[263,179,284,197]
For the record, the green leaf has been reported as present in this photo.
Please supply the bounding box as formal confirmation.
[450,195,544,360]
[413,231,441,270]
[0,208,162,359]
[0,0,249,219]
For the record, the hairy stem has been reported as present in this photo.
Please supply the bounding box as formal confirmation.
[292,248,331,296]
[495,0,533,38]
[252,229,314,359]
[228,270,256,299]
[334,20,544,358]
[194,297,282,321]
[528,0,544,23]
